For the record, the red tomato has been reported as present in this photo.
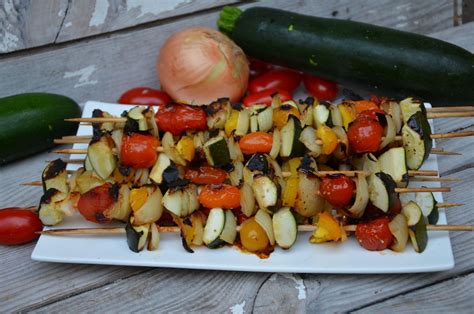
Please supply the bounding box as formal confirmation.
[155,104,207,136]
[319,175,355,208]
[118,87,170,109]
[0,208,43,245]
[77,184,114,224]
[347,118,384,153]
[243,89,292,107]
[249,69,302,94]
[239,132,273,155]
[198,184,241,209]
[355,217,394,251]
[249,57,273,79]
[357,109,385,121]
[184,166,227,185]
[121,133,159,169]
[302,74,338,101]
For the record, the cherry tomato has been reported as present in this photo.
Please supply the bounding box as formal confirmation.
[155,104,207,136]
[352,100,379,114]
[357,109,385,121]
[121,133,159,169]
[243,88,292,107]
[198,184,241,209]
[249,69,302,94]
[249,57,273,79]
[118,87,170,109]
[239,132,273,155]
[347,118,384,153]
[355,217,394,251]
[0,208,43,245]
[302,74,338,101]
[77,184,114,224]
[319,175,355,208]
[239,218,269,252]
[184,166,227,185]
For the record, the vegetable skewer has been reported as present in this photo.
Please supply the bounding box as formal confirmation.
[39,223,474,236]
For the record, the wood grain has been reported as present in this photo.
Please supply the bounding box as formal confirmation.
[0,0,68,53]
[0,0,455,53]
[354,273,474,313]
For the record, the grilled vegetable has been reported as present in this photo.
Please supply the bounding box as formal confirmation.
[388,213,409,252]
[162,184,199,217]
[415,191,439,225]
[149,153,172,184]
[252,175,279,211]
[0,93,81,164]
[319,175,355,209]
[280,115,305,157]
[355,217,394,251]
[87,134,116,180]
[402,111,432,170]
[255,209,275,246]
[368,172,397,213]
[219,6,474,105]
[42,159,68,194]
[272,207,297,249]
[378,147,409,187]
[204,136,231,167]
[198,184,240,209]
[203,208,226,247]
[132,186,164,225]
[401,201,423,226]
[239,217,270,252]
[408,216,428,253]
[310,211,342,243]
[400,97,426,124]
[126,219,150,253]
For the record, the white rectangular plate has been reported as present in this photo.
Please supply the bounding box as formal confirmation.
[32,101,454,273]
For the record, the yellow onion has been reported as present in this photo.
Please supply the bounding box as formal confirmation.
[157,27,249,105]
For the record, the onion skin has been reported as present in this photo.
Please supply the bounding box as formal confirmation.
[157,27,249,105]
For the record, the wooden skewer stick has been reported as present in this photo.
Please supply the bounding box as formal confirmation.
[410,177,461,182]
[427,112,474,119]
[394,187,451,193]
[38,223,474,236]
[430,131,474,139]
[437,202,464,208]
[427,106,474,113]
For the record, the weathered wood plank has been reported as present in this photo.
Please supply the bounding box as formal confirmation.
[0,0,456,54]
[354,272,474,313]
[55,0,240,44]
[30,270,268,313]
[0,0,461,104]
[0,0,68,53]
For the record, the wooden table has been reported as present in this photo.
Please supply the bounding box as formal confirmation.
[0,1,473,312]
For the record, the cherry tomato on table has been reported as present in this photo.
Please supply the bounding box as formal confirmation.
[248,69,302,94]
[302,74,338,101]
[155,104,207,136]
[121,133,159,169]
[198,184,241,209]
[248,57,274,79]
[118,87,170,109]
[239,132,273,155]
[355,217,394,251]
[184,166,227,185]
[347,117,384,153]
[243,88,292,107]
[0,208,43,245]
[77,183,115,224]
[319,175,355,208]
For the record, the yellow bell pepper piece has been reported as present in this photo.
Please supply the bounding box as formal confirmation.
[272,106,301,129]
[282,176,299,207]
[338,103,356,130]
[176,136,195,162]
[225,110,239,136]
[309,212,342,243]
[130,187,148,212]
[316,125,338,155]
[287,157,301,177]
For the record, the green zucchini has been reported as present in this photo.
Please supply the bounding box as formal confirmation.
[218,7,474,105]
[415,191,439,225]
[400,98,426,124]
[204,136,231,167]
[280,115,305,158]
[126,220,150,253]
[402,111,432,170]
[272,207,297,249]
[378,147,409,187]
[408,216,428,253]
[0,93,81,164]
[368,172,397,213]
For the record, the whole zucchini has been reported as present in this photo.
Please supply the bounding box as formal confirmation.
[218,7,474,105]
[0,93,81,164]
